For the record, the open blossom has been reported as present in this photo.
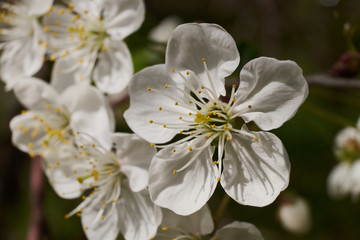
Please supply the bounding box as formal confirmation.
[44,132,161,240]
[43,0,144,95]
[10,77,114,159]
[0,0,53,90]
[153,204,263,240]
[124,23,308,215]
[327,117,360,200]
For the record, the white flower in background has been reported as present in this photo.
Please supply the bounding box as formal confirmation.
[0,0,53,90]
[327,118,360,200]
[124,23,308,215]
[149,16,181,44]
[44,132,161,240]
[153,204,263,240]
[278,195,311,234]
[10,77,114,159]
[43,0,144,95]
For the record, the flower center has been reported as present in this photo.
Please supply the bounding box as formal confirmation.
[337,137,360,163]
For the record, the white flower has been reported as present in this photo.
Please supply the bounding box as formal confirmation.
[0,0,53,90]
[328,118,360,200]
[124,23,308,215]
[44,132,162,240]
[43,0,144,95]
[10,77,114,159]
[154,204,263,240]
[278,196,312,234]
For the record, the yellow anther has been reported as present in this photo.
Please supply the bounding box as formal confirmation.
[179,116,182,120]
[85,227,88,230]
[50,55,56,61]
[198,90,202,94]
[43,26,50,32]
[179,130,183,134]
[101,45,107,51]
[214,102,217,106]
[82,195,86,200]
[94,187,98,191]
[188,147,192,151]
[188,112,192,116]
[78,58,84,63]
[46,104,51,109]
[232,84,236,88]
[64,214,69,219]
[21,110,27,115]
[201,85,205,89]
[108,170,112,174]
[190,132,194,136]
[147,87,151,91]
[98,16,103,21]
[76,212,81,217]
[223,125,227,130]
[163,124,166,128]
[172,149,176,152]
[217,177,221,182]
[207,134,211,138]
[33,115,38,119]
[102,201,106,205]
[248,105,252,109]
[23,127,29,133]
[173,170,177,174]
[213,161,218,165]
[212,112,216,116]
[112,200,115,203]
[186,71,190,75]
[232,98,236,102]
[31,131,37,138]
[164,84,168,88]
[101,216,105,220]
[55,107,61,113]
[193,126,197,129]
[210,124,216,129]
[83,10,88,14]
[170,68,175,72]
[202,58,205,62]
[92,144,95,148]
[55,20,60,26]
[188,100,192,104]
[159,106,162,111]
[150,143,155,147]
[226,136,230,141]
[174,102,178,105]
[208,111,212,116]
[218,114,221,117]
[38,40,43,45]
[149,120,153,123]
[162,227,168,231]
[254,137,258,141]
[29,151,35,158]
[52,31,58,37]
[57,162,60,166]
[28,142,34,149]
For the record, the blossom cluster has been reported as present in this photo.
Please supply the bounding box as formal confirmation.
[1,0,309,239]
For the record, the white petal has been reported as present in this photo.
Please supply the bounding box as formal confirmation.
[25,0,53,16]
[160,204,214,236]
[166,23,240,96]
[60,84,115,149]
[104,0,145,40]
[43,145,89,199]
[111,133,156,192]
[124,64,194,144]
[149,140,217,215]
[327,162,352,199]
[334,127,360,150]
[9,111,47,154]
[149,16,182,44]
[214,221,264,240]
[350,160,360,200]
[93,39,133,95]
[117,187,162,240]
[221,127,290,207]
[233,57,308,131]
[81,195,120,240]
[13,77,59,110]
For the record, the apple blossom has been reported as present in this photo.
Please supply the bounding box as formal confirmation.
[44,132,161,240]
[10,77,114,159]
[124,23,308,215]
[43,0,144,94]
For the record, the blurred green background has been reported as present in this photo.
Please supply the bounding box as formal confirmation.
[1,0,360,239]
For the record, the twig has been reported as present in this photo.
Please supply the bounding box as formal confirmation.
[306,73,360,88]
[213,194,231,230]
[27,156,44,240]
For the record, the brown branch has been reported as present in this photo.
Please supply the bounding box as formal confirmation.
[305,73,360,88]
[27,156,44,240]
